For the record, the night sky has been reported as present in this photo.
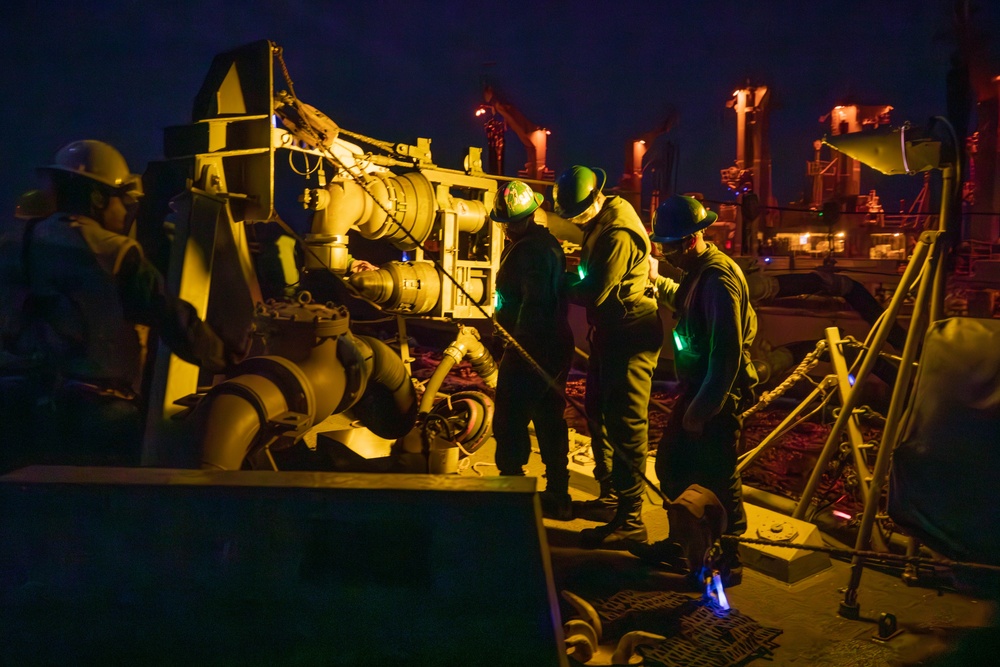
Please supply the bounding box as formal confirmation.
[4,1,1000,219]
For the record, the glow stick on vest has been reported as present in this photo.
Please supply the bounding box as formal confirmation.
[712,572,730,610]
[673,329,686,352]
[577,264,587,281]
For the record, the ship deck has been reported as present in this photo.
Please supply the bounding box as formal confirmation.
[464,434,998,666]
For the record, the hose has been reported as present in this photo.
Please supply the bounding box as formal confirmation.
[350,335,417,439]
[418,325,497,413]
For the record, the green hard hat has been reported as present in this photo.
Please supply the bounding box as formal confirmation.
[553,165,606,219]
[490,180,543,224]
[14,189,56,220]
[650,194,718,242]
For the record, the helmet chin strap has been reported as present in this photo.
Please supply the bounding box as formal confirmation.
[504,218,530,240]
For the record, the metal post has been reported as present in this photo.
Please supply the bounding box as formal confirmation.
[825,328,873,497]
[825,327,885,552]
[930,165,953,323]
[839,230,943,618]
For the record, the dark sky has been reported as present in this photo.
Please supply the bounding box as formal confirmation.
[4,0,999,217]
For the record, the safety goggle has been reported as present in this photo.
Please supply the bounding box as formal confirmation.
[652,236,691,257]
[111,189,142,220]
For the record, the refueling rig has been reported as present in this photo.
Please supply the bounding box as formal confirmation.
[135,39,575,473]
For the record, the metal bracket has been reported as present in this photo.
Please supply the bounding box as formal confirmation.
[873,612,904,641]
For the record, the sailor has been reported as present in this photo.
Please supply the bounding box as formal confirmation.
[0,140,246,468]
[490,180,575,520]
[554,165,663,547]
[631,194,758,586]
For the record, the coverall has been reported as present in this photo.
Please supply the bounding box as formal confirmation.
[567,196,663,502]
[493,222,574,493]
[0,212,236,467]
[652,242,758,537]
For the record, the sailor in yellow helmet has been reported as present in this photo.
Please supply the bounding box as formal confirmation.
[0,140,246,468]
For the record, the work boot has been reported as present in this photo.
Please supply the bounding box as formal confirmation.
[688,541,743,591]
[626,538,688,572]
[580,494,647,549]
[572,479,617,523]
[717,538,743,587]
[718,561,743,587]
[539,490,573,521]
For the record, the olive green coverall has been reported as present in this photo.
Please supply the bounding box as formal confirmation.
[567,196,663,502]
[493,222,575,493]
[652,242,758,537]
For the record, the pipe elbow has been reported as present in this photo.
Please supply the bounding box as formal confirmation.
[311,180,368,237]
[444,325,498,388]
[194,373,291,471]
[350,335,417,439]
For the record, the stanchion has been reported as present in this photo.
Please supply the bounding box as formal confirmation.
[839,228,944,618]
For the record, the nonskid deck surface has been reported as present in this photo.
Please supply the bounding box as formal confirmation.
[459,434,998,666]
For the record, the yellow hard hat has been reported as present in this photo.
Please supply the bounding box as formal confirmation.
[42,140,143,197]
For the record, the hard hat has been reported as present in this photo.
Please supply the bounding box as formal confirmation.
[650,194,718,242]
[14,189,56,220]
[490,180,543,224]
[553,165,606,219]
[42,140,143,197]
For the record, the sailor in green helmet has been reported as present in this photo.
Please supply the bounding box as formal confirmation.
[554,165,663,548]
[629,193,758,587]
[490,180,575,520]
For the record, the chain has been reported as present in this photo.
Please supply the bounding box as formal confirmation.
[273,44,299,103]
[724,535,1000,573]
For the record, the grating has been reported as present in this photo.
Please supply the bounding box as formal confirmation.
[594,590,783,667]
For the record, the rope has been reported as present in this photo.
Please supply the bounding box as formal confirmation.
[336,127,398,155]
[741,340,826,421]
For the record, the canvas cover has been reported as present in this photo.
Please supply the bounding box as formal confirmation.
[888,317,1000,564]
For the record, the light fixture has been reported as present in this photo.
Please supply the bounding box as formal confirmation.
[821,119,955,176]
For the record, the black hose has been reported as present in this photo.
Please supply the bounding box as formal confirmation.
[350,335,417,439]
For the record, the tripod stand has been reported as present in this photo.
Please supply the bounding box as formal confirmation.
[779,224,947,618]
